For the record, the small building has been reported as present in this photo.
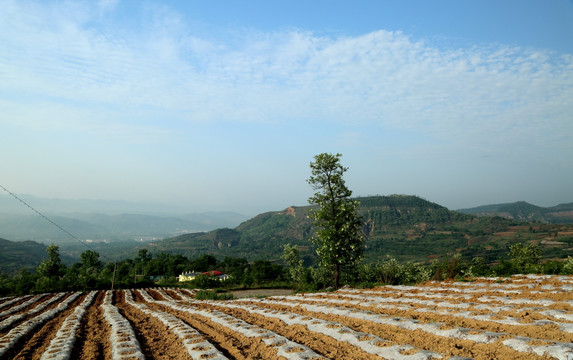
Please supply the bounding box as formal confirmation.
[178,271,200,282]
[178,270,230,282]
[217,274,230,281]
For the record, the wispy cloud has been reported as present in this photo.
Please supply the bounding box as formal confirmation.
[1,0,572,151]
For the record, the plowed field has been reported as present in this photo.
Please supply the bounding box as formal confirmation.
[0,274,572,359]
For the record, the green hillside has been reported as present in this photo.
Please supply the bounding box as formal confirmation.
[0,238,47,274]
[155,195,573,264]
[458,201,573,223]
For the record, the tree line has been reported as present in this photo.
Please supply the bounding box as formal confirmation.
[0,245,287,296]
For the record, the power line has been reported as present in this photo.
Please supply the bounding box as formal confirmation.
[0,184,112,262]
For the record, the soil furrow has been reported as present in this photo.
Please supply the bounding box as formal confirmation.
[0,274,571,360]
[143,291,325,360]
[194,301,417,360]
[115,290,192,360]
[237,299,548,360]
[10,292,87,360]
[132,289,236,359]
[70,290,111,360]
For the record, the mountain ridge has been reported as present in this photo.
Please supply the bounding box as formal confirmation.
[158,194,573,263]
[2,195,572,269]
[457,201,573,223]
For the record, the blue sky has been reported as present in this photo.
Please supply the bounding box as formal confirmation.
[1,0,572,215]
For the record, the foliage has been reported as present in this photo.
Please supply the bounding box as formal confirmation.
[307,153,363,288]
[155,195,573,266]
[282,244,308,289]
[509,243,542,273]
[194,290,234,300]
[400,261,432,284]
[191,274,222,289]
[37,244,64,278]
[562,256,573,275]
[377,256,404,285]
[35,243,66,292]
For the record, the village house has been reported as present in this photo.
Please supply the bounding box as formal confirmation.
[177,270,230,282]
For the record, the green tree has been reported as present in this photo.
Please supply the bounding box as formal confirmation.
[509,242,542,273]
[562,256,573,275]
[37,243,64,278]
[190,254,218,272]
[36,243,65,292]
[282,244,307,289]
[307,153,363,289]
[77,250,103,289]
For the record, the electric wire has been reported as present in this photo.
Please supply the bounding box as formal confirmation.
[0,184,113,262]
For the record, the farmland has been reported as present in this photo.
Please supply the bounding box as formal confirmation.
[0,275,572,359]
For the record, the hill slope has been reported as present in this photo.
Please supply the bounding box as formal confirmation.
[0,238,47,274]
[458,201,573,223]
[157,195,573,263]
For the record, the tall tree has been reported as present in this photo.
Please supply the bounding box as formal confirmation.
[37,243,64,278]
[36,243,65,292]
[307,153,363,288]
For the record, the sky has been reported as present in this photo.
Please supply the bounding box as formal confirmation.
[1,0,572,216]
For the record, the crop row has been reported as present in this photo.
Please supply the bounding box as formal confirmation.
[0,274,571,359]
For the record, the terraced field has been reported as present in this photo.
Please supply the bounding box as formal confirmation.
[0,274,572,359]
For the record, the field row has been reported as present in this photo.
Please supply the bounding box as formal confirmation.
[0,274,571,359]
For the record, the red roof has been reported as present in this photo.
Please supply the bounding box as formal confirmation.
[201,270,223,276]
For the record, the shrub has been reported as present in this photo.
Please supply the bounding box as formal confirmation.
[192,274,222,289]
[509,243,542,273]
[378,257,403,285]
[562,257,573,275]
[401,262,432,284]
[195,290,234,300]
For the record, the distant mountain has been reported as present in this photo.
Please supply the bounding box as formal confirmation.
[457,201,573,223]
[0,238,47,274]
[0,193,195,215]
[0,212,248,244]
[158,195,560,263]
[2,195,573,271]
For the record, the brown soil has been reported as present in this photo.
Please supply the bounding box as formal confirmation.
[8,293,86,360]
[115,290,192,359]
[0,276,571,359]
[72,291,112,360]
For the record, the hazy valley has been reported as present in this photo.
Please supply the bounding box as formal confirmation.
[1,194,572,273]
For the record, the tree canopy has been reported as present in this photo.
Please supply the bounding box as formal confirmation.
[308,153,363,288]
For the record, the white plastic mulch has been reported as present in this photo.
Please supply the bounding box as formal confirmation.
[101,290,145,360]
[196,298,441,360]
[246,276,573,360]
[0,292,81,358]
[127,289,228,360]
[0,294,47,330]
[143,288,326,360]
[40,291,97,360]
[0,294,33,312]
[304,290,573,334]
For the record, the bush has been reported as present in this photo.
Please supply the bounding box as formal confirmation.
[401,262,432,284]
[378,257,404,285]
[309,266,333,290]
[192,274,222,289]
[195,290,234,300]
[509,243,542,273]
[542,260,563,275]
[563,257,573,275]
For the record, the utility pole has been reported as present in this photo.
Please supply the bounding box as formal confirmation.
[111,261,117,290]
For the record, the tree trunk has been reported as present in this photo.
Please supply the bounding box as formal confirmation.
[334,263,340,289]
